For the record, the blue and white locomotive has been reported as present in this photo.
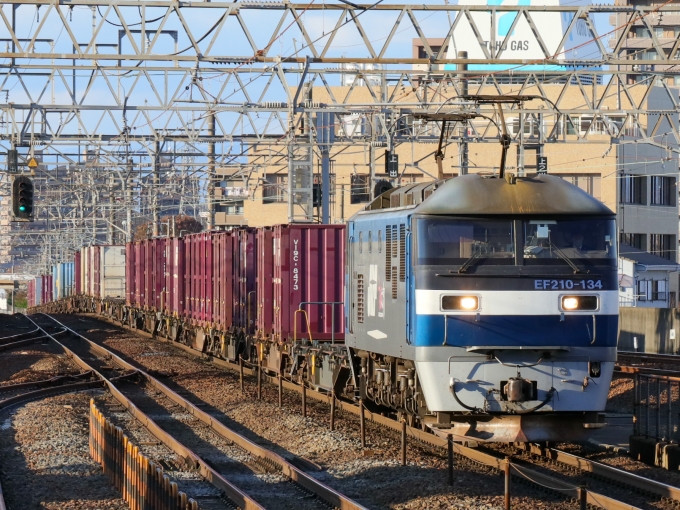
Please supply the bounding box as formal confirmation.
[345,173,617,442]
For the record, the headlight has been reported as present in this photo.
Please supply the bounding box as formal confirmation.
[442,295,480,311]
[560,295,598,311]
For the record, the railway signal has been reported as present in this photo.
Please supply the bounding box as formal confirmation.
[7,149,17,173]
[12,175,34,221]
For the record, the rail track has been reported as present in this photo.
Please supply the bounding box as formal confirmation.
[58,311,680,510]
[24,313,368,510]
[616,351,680,377]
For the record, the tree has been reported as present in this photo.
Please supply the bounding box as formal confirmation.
[133,215,204,241]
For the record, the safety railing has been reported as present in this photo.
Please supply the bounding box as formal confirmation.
[89,399,199,510]
[633,372,680,443]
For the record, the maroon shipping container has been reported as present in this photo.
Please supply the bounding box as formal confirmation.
[256,228,274,338]
[74,251,82,294]
[211,232,235,330]
[125,242,135,305]
[27,279,35,308]
[134,242,144,307]
[91,245,101,298]
[143,240,152,309]
[165,237,185,317]
[236,228,257,333]
[42,274,53,305]
[149,238,166,310]
[272,224,345,342]
[183,233,214,324]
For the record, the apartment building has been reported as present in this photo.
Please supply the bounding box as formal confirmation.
[610,0,680,85]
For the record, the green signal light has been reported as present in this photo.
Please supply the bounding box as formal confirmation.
[18,205,26,212]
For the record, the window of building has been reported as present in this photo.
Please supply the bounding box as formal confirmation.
[633,27,649,38]
[653,280,667,301]
[637,280,649,301]
[263,174,286,204]
[637,280,668,302]
[559,174,601,200]
[636,50,658,61]
[650,234,676,261]
[650,175,675,206]
[620,174,646,205]
[351,174,371,204]
[565,116,579,135]
[510,116,540,137]
[620,233,646,251]
[417,45,442,58]
[224,203,244,215]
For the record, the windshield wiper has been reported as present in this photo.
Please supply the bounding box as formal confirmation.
[548,240,588,274]
[458,250,482,273]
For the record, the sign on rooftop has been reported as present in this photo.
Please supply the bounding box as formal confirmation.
[446,0,600,72]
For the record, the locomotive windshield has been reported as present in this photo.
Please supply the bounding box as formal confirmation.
[523,218,616,265]
[416,218,515,265]
[416,217,616,267]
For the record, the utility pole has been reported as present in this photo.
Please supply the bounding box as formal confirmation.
[153,140,160,237]
[107,173,114,244]
[316,112,334,224]
[458,51,469,176]
[126,157,133,242]
[207,112,216,230]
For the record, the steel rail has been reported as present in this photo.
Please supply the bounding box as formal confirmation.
[0,371,94,394]
[618,352,680,364]
[36,314,369,510]
[88,313,641,510]
[0,379,105,410]
[517,443,680,503]
[21,314,265,510]
[0,332,64,353]
[615,365,680,378]
[0,328,40,342]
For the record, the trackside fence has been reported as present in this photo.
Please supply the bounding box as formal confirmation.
[89,399,200,510]
[632,372,680,443]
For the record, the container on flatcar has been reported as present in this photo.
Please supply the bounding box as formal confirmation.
[271,224,345,343]
[90,245,101,297]
[99,245,125,299]
[74,251,81,294]
[183,232,214,324]
[27,279,35,308]
[81,247,89,296]
[164,237,184,316]
[125,241,135,305]
[34,277,42,306]
[53,262,75,300]
[41,274,53,305]
[256,228,274,339]
[52,265,58,301]
[140,238,164,310]
[236,228,258,334]
[211,232,234,330]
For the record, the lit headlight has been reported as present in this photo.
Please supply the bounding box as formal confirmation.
[442,295,480,311]
[560,295,598,311]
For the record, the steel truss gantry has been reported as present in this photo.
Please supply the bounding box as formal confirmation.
[3,0,680,270]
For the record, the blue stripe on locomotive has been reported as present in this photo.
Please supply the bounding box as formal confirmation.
[414,313,618,348]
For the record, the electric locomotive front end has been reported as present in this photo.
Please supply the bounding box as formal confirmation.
[412,174,617,442]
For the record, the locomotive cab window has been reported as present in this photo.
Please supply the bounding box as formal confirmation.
[523,218,617,266]
[416,217,515,265]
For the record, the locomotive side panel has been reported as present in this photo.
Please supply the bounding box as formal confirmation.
[347,213,413,360]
